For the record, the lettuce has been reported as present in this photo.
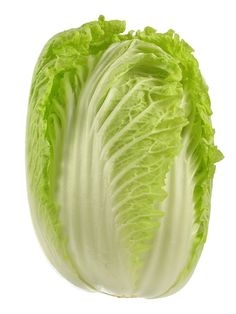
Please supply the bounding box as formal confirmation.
[26,16,223,298]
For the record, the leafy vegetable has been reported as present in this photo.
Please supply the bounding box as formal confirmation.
[26,16,223,298]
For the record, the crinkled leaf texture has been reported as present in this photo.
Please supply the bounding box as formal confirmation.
[26,16,223,298]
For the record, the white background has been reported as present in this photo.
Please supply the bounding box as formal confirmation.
[0,0,235,313]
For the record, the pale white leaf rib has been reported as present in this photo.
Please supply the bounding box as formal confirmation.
[137,135,195,298]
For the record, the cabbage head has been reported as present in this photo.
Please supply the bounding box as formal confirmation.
[26,16,223,298]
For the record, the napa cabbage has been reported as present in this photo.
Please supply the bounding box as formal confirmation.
[26,16,223,298]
